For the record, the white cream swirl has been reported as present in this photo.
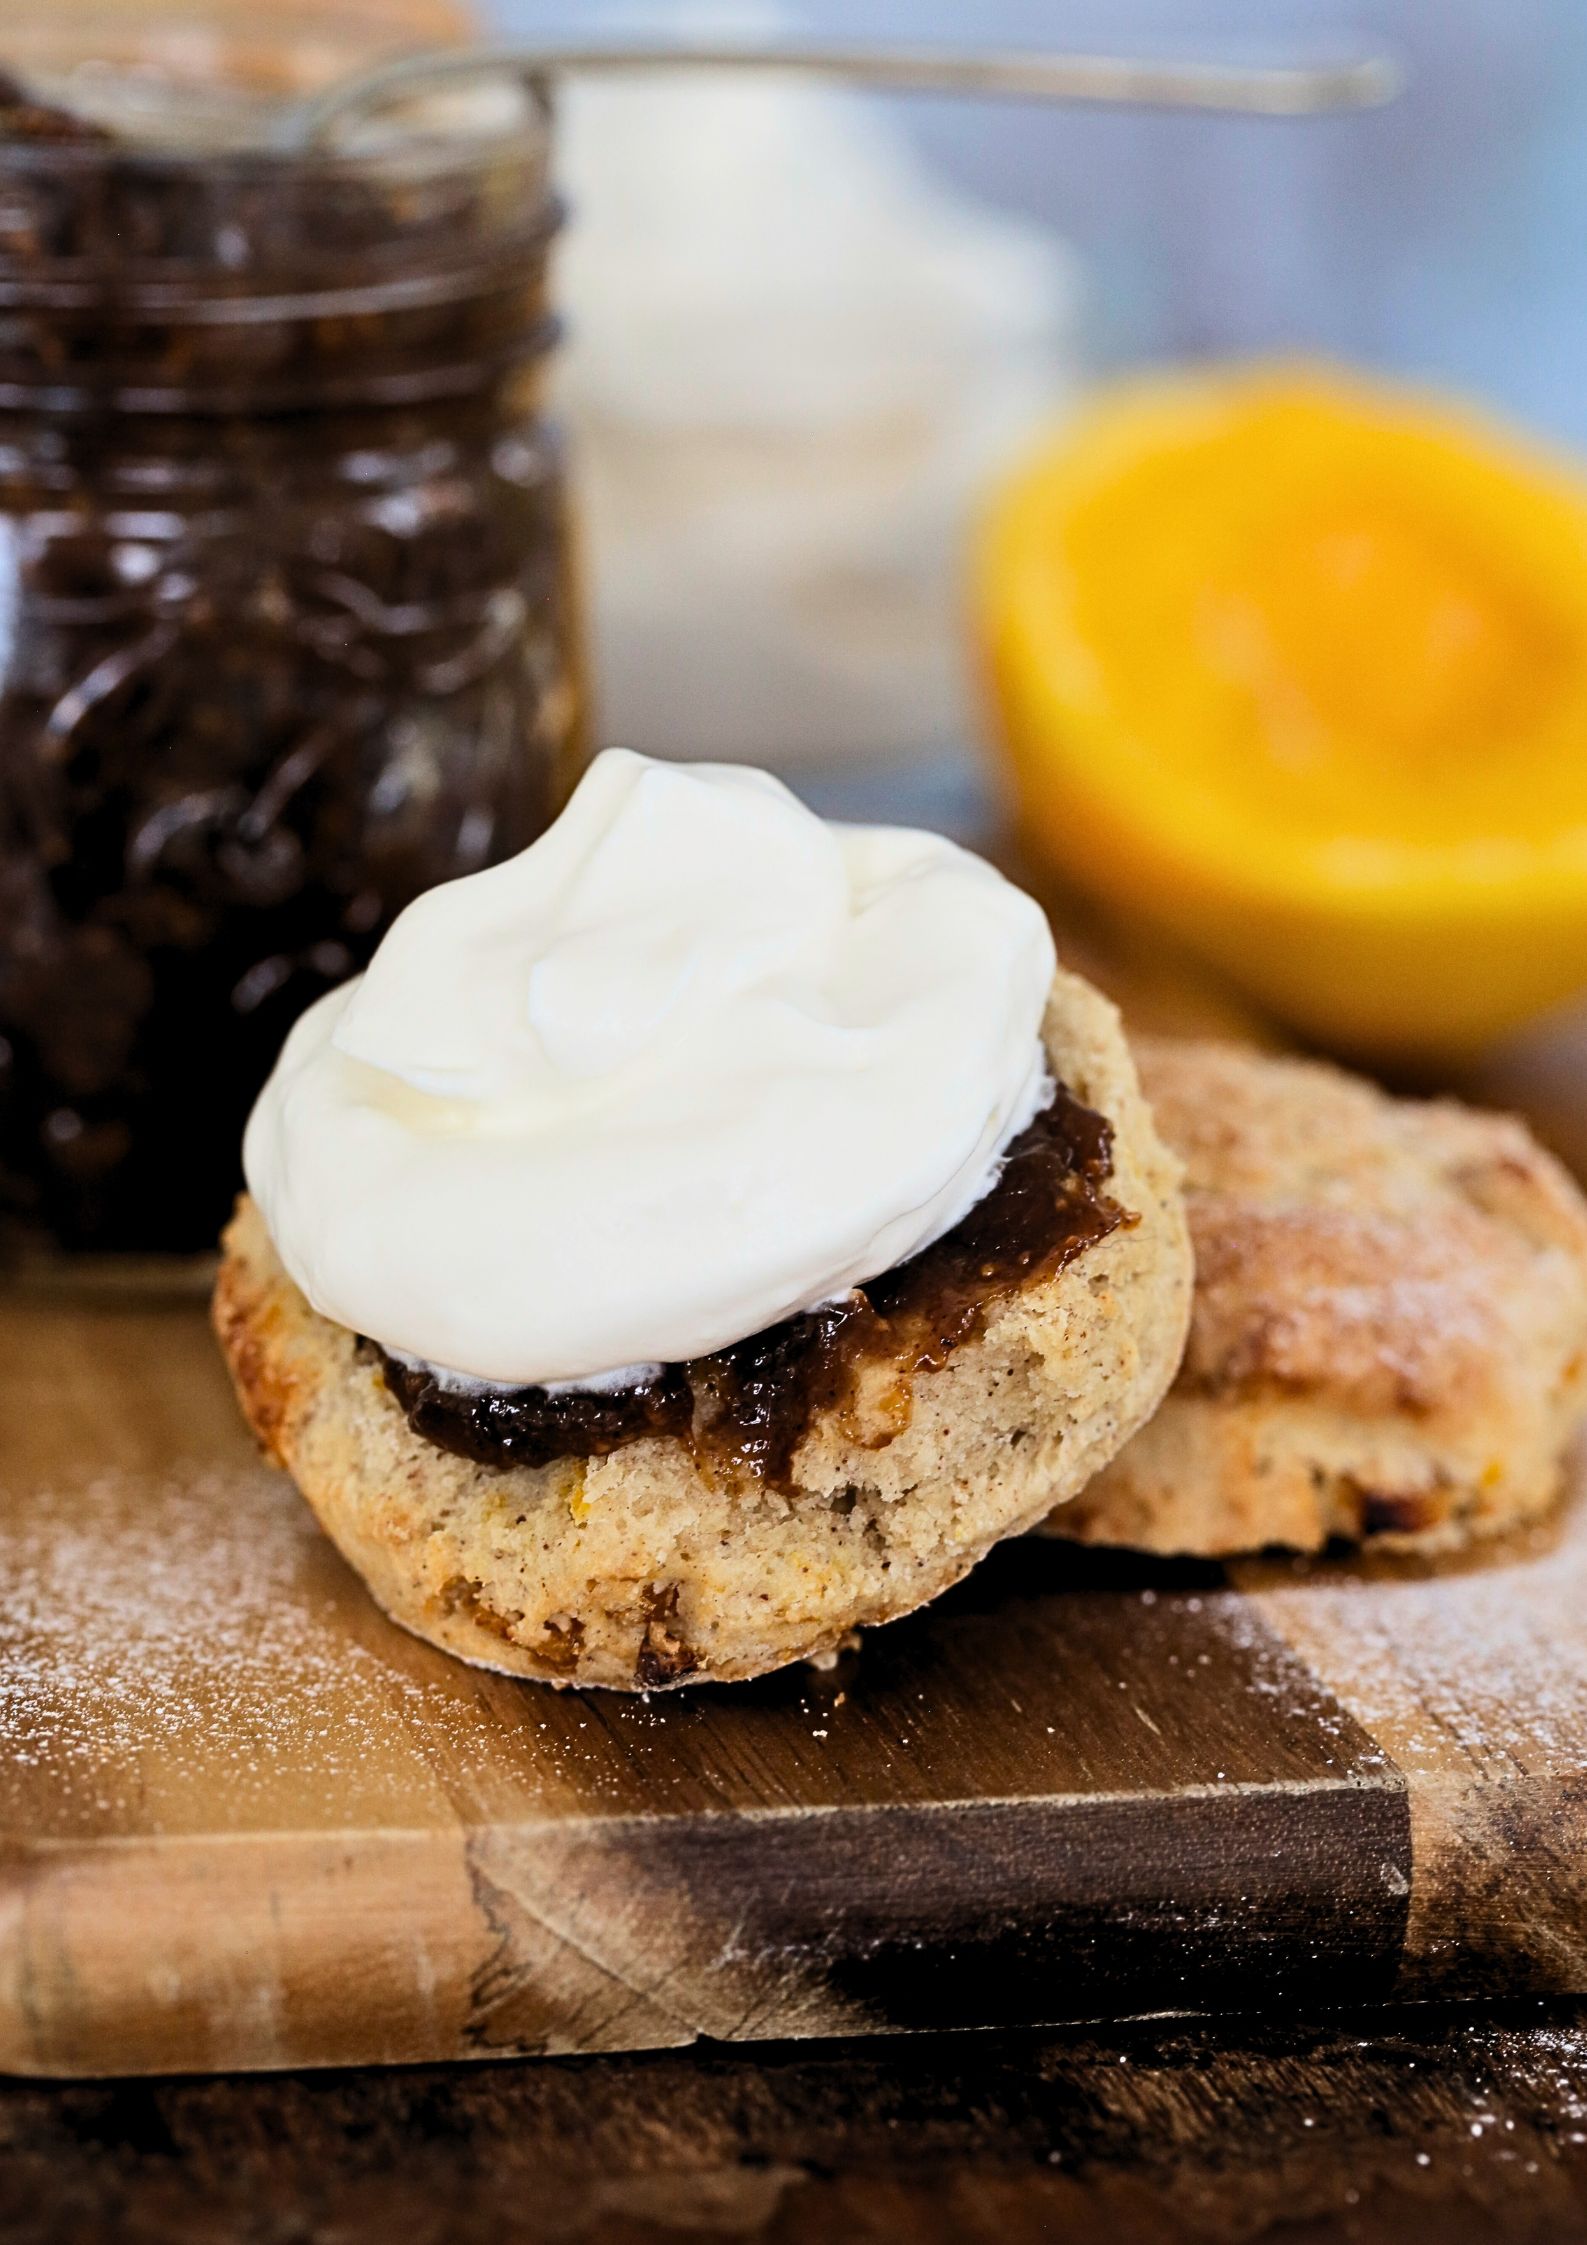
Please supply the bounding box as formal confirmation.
[243,749,1056,1387]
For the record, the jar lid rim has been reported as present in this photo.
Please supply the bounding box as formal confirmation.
[0,50,550,167]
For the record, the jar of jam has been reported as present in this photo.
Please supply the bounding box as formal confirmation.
[0,35,582,1257]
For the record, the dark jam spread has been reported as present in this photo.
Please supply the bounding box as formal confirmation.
[375,1082,1129,1491]
[0,72,579,1254]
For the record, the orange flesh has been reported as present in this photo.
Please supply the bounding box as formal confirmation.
[1049,383,1587,854]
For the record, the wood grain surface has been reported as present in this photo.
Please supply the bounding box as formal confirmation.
[3,1283,1586,2078]
[9,2002,1587,2244]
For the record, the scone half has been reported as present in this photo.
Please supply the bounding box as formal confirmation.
[215,966,1191,1689]
[1051,1038,1587,1558]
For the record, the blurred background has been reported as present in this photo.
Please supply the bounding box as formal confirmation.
[8,0,1587,1254]
[498,0,1587,776]
[506,0,1587,1141]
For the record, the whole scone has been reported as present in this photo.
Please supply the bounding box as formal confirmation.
[215,966,1191,1689]
[1050,1038,1587,1558]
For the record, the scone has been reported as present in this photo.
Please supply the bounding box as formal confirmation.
[217,965,1190,1688]
[1050,1038,1587,1558]
[215,749,1192,1689]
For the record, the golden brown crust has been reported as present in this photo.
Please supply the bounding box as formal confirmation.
[1050,1039,1587,1557]
[214,966,1192,1688]
[213,1242,299,1471]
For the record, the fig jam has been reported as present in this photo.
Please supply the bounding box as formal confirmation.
[376,1083,1129,1491]
[0,69,582,1254]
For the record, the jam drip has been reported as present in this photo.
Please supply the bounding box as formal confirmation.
[375,1082,1128,1491]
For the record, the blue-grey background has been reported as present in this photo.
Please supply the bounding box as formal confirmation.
[487,0,1587,450]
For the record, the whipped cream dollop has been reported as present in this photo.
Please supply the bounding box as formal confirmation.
[244,749,1055,1387]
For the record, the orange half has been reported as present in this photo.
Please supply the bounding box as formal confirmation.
[973,363,1587,1054]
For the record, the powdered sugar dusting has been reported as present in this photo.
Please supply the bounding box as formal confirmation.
[1242,1480,1587,1779]
[0,1467,526,1838]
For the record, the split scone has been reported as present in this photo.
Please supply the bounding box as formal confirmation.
[214,749,1191,1690]
[1049,1038,1587,1558]
[217,965,1190,1689]
[217,967,1189,1688]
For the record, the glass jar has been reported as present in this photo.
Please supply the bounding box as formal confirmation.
[0,43,583,1257]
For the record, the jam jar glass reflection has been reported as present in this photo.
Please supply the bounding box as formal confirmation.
[0,69,583,1255]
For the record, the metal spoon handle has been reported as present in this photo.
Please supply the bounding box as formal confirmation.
[284,37,1399,149]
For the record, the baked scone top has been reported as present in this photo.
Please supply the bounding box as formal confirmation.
[1051,1035,1587,1560]
[1146,1038,1587,1426]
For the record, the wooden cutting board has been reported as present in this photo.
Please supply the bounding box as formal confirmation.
[5,1283,1587,2079]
